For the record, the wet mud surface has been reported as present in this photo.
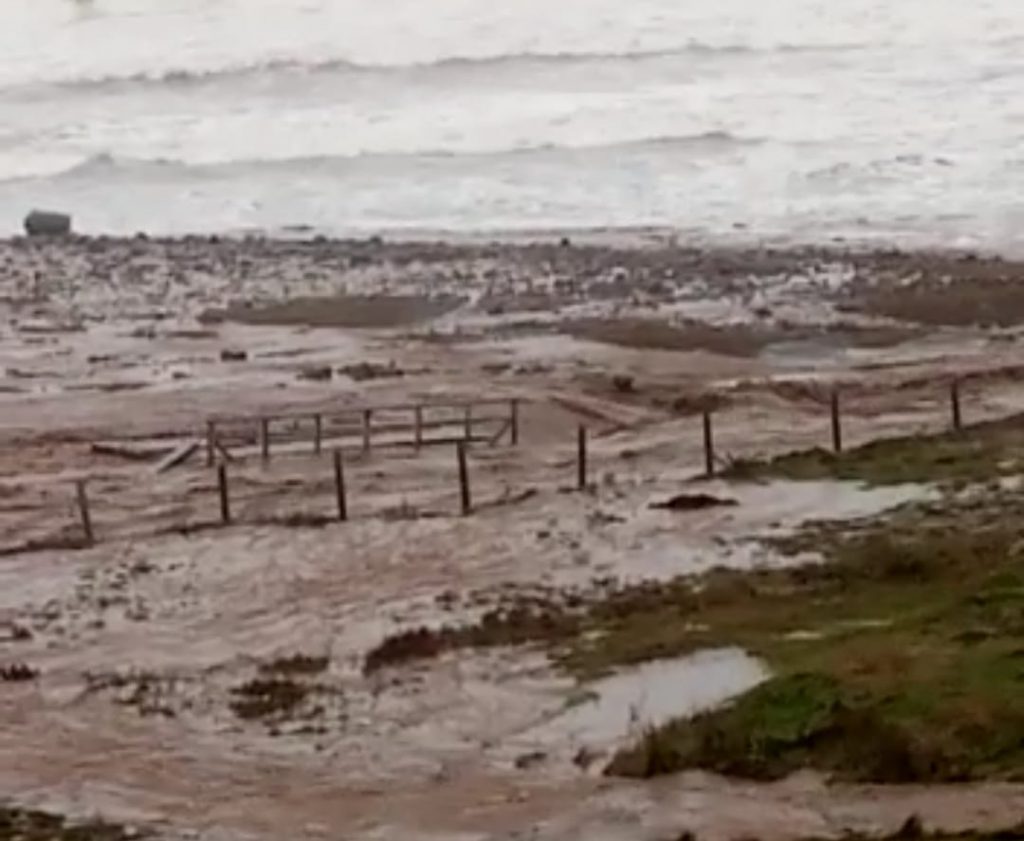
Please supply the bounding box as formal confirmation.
[2,233,1024,840]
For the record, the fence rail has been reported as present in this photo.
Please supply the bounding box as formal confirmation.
[204,397,520,466]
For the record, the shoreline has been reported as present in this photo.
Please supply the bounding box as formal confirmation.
[4,222,1023,259]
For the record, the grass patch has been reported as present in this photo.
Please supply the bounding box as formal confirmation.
[722,412,1024,486]
[0,806,137,841]
[363,605,581,674]
[229,677,309,720]
[607,672,999,782]
[708,818,1024,841]
[0,663,38,682]
[258,654,329,676]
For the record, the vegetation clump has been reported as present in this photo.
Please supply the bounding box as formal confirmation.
[0,806,137,841]
[364,604,581,674]
[229,677,309,720]
[722,412,1024,486]
[669,818,1024,841]
[258,654,328,676]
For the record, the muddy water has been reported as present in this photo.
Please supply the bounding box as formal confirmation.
[4,236,1024,838]
[507,649,767,768]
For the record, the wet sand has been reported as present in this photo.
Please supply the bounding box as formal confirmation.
[2,233,1024,840]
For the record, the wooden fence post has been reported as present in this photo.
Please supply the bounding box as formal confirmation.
[313,413,323,455]
[414,405,423,450]
[951,379,963,432]
[75,480,94,545]
[457,442,471,516]
[702,410,715,477]
[510,399,520,446]
[577,425,588,491]
[362,409,373,455]
[206,420,216,467]
[464,405,473,442]
[333,449,347,522]
[217,463,231,525]
[831,390,843,454]
[260,417,270,461]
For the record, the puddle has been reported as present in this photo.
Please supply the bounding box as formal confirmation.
[515,648,766,756]
[730,479,934,527]
[557,479,935,587]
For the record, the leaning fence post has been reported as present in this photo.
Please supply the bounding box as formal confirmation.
[362,409,373,455]
[831,390,843,454]
[259,417,270,462]
[951,379,963,432]
[702,410,715,477]
[577,425,588,491]
[510,399,520,446]
[206,420,216,467]
[457,442,471,516]
[75,480,94,545]
[217,463,231,525]
[333,449,348,522]
[313,413,323,455]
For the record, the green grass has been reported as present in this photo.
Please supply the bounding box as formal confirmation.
[722,412,1024,486]
[600,491,1024,782]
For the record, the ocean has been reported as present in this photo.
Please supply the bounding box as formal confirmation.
[0,0,1022,249]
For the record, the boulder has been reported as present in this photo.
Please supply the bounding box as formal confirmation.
[24,210,72,237]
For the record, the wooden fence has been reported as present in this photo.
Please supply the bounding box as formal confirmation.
[204,397,520,467]
[0,376,991,554]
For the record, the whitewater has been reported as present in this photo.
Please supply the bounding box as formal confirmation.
[0,0,1022,248]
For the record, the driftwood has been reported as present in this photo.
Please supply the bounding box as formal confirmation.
[650,493,737,512]
[156,441,201,473]
[92,442,171,462]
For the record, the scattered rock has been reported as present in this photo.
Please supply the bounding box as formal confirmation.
[298,365,333,382]
[514,750,548,770]
[436,590,460,610]
[481,362,512,375]
[338,361,404,382]
[573,746,605,770]
[588,509,626,526]
[4,623,32,642]
[650,493,738,512]
[611,374,635,394]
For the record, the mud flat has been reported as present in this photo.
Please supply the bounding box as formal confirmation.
[200,293,465,329]
[2,233,1024,840]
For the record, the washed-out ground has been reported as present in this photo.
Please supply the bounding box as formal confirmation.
[2,233,1024,841]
